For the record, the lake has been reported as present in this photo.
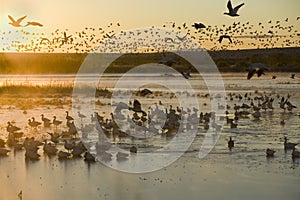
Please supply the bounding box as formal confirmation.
[0,73,299,200]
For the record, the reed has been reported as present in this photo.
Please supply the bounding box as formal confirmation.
[0,80,112,97]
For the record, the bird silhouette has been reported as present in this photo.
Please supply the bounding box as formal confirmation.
[8,15,26,27]
[224,0,244,17]
[192,22,206,30]
[140,88,153,96]
[62,32,72,45]
[228,136,234,149]
[129,99,147,116]
[247,63,269,80]
[25,21,43,27]
[218,35,232,43]
[266,148,275,157]
[181,67,192,79]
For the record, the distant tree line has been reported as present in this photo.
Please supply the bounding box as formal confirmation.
[0,48,299,74]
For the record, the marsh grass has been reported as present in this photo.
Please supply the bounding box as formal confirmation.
[0,80,112,109]
[0,80,112,97]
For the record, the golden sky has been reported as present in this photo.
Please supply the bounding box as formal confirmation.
[0,0,299,51]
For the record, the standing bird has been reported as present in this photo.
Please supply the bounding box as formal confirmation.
[290,74,295,79]
[224,0,245,17]
[228,137,234,149]
[247,63,269,80]
[52,116,62,129]
[66,111,74,121]
[78,111,87,120]
[8,15,26,27]
[284,137,297,150]
[41,114,51,127]
[266,148,275,157]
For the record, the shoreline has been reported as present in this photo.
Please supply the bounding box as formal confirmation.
[0,47,299,74]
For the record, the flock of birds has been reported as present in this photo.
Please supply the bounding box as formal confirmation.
[0,88,299,162]
[1,0,299,53]
[0,0,299,163]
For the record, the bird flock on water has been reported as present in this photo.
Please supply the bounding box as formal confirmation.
[0,88,299,162]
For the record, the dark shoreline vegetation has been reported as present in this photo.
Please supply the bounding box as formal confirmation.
[0,82,112,97]
[0,47,299,74]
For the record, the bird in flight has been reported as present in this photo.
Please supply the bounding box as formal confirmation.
[218,35,232,43]
[247,63,269,80]
[8,15,26,27]
[192,22,206,30]
[25,21,43,27]
[62,32,72,45]
[176,33,188,42]
[181,67,192,79]
[224,0,244,17]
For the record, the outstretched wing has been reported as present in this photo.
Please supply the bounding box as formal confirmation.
[233,3,244,13]
[218,36,223,43]
[29,22,43,27]
[247,69,255,80]
[16,16,27,24]
[257,69,265,77]
[8,15,16,23]
[227,0,233,12]
[133,99,142,111]
[181,72,190,79]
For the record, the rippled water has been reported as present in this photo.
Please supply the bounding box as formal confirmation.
[0,73,299,200]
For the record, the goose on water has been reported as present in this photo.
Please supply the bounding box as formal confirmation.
[58,150,71,159]
[84,152,96,162]
[292,148,300,158]
[284,137,297,150]
[266,148,275,157]
[228,137,234,149]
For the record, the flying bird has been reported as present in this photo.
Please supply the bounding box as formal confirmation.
[62,32,72,45]
[165,37,176,43]
[181,67,192,79]
[218,35,232,43]
[247,63,269,80]
[8,15,26,27]
[25,21,43,27]
[158,54,178,67]
[192,22,206,30]
[224,0,245,17]
[40,38,52,45]
[129,99,147,116]
[140,88,153,96]
[176,34,188,42]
